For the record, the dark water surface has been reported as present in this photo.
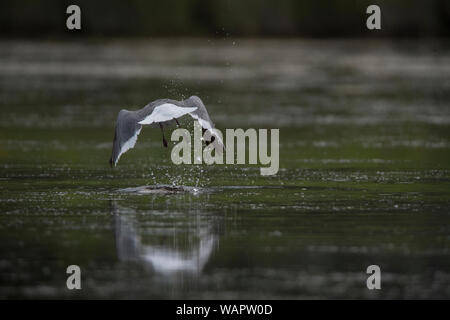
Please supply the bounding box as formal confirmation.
[0,39,449,299]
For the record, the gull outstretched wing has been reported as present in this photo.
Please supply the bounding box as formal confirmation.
[185,96,224,150]
[110,110,142,167]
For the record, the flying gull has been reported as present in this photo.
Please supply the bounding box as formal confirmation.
[109,95,223,167]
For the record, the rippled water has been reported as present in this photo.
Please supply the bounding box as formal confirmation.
[0,39,449,299]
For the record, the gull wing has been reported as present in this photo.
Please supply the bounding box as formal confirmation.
[186,97,224,150]
[110,110,142,167]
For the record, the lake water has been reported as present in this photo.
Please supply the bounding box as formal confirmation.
[0,39,449,299]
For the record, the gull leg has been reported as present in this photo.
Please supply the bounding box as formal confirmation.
[175,118,181,128]
[159,123,168,148]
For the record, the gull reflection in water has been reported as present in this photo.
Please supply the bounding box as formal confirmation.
[112,202,218,275]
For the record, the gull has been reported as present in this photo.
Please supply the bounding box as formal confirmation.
[109,95,223,167]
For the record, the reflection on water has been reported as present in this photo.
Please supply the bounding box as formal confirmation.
[112,201,218,275]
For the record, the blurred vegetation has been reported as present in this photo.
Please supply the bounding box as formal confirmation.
[0,0,449,38]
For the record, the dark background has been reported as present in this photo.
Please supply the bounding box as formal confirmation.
[1,0,449,38]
